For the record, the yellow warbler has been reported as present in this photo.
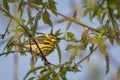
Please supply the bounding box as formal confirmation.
[22,34,57,56]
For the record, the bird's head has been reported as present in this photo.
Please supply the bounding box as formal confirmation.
[45,34,57,43]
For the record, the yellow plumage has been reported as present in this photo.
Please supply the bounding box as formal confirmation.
[23,34,57,56]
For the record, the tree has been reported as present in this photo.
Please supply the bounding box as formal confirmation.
[0,0,120,80]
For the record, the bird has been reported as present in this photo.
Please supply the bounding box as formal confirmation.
[21,34,57,56]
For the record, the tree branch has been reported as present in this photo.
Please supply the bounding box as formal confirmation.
[52,9,100,33]
[77,46,98,65]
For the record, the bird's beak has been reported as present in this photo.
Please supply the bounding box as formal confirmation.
[51,39,56,43]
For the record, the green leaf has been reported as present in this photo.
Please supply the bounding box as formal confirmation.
[83,8,90,16]
[96,8,101,21]
[66,21,72,30]
[98,39,110,74]
[69,49,78,63]
[23,66,45,80]
[27,10,34,25]
[3,0,9,12]
[17,28,24,32]
[42,10,53,27]
[109,37,114,45]
[28,77,35,80]
[60,74,67,80]
[38,70,51,80]
[71,64,81,72]
[21,19,26,24]
[98,39,106,54]
[55,29,62,37]
[23,25,30,33]
[4,36,14,51]
[105,54,109,74]
[101,13,106,23]
[67,32,75,39]
[81,29,88,41]
[18,0,24,11]
[50,28,53,34]
[59,70,67,80]
[79,41,88,50]
[48,0,57,16]
[89,44,94,52]
[59,65,67,77]
[35,12,41,21]
[31,12,41,37]
[109,2,116,9]
[65,44,77,50]
[18,1,26,18]
[48,0,57,10]
[56,43,62,63]
[40,68,48,74]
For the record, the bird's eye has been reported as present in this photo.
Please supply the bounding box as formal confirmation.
[51,36,54,39]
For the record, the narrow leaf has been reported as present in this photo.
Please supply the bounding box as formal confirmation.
[56,43,62,63]
[65,44,77,50]
[4,36,14,51]
[48,0,57,16]
[67,32,75,39]
[66,21,72,30]
[3,0,9,12]
[105,53,109,74]
[55,29,62,37]
[23,66,45,80]
[38,70,51,80]
[98,38,110,74]
[42,10,53,27]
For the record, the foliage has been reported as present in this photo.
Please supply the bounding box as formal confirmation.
[0,0,120,80]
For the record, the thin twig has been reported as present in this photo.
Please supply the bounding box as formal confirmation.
[77,46,98,65]
[3,18,12,39]
[58,38,82,42]
[0,52,8,56]
[0,51,29,56]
